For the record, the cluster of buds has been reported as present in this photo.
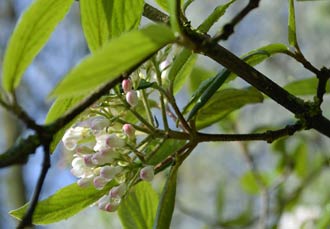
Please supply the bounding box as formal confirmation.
[122,78,138,107]
[62,78,155,212]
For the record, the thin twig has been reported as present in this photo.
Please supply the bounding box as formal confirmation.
[197,123,302,143]
[213,0,261,41]
[17,143,51,229]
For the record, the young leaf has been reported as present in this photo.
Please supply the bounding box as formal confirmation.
[10,181,116,225]
[195,87,264,130]
[45,96,84,152]
[118,182,159,229]
[80,0,144,52]
[153,162,180,229]
[50,24,175,98]
[198,0,236,33]
[188,66,215,93]
[284,77,330,96]
[240,171,272,195]
[226,43,289,82]
[2,0,74,92]
[168,48,197,94]
[167,0,181,34]
[288,0,298,47]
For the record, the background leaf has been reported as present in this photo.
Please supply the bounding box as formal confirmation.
[2,0,74,92]
[198,0,236,33]
[50,24,175,98]
[10,182,115,225]
[195,87,264,129]
[118,182,159,229]
[80,0,144,52]
[153,163,179,229]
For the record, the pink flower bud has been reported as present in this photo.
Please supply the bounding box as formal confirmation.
[109,183,127,198]
[122,79,133,93]
[140,166,154,182]
[122,124,135,138]
[126,90,138,107]
[93,176,108,190]
[100,165,123,180]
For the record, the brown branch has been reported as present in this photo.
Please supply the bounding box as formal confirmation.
[17,144,51,229]
[213,0,261,41]
[181,26,330,138]
[197,123,302,143]
[316,67,330,105]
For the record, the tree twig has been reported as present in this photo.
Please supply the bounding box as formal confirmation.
[213,0,261,41]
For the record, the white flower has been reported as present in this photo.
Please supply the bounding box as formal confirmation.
[71,157,94,178]
[62,126,89,151]
[88,116,110,131]
[91,151,118,165]
[100,165,123,180]
[94,134,125,152]
[140,166,154,182]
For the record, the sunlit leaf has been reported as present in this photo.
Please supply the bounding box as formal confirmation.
[167,0,181,34]
[288,0,298,47]
[198,0,236,33]
[80,0,144,52]
[118,182,159,229]
[2,0,74,92]
[50,24,175,98]
[195,87,264,130]
[168,48,197,94]
[10,181,116,224]
[153,162,179,229]
[45,96,84,152]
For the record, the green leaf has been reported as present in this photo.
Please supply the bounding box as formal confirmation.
[240,171,272,195]
[293,143,308,178]
[80,0,144,52]
[153,163,180,229]
[198,0,236,33]
[283,77,330,96]
[168,48,197,94]
[50,24,175,98]
[188,66,215,93]
[118,182,159,229]
[10,181,116,225]
[288,0,298,47]
[226,43,289,82]
[2,0,74,92]
[167,0,181,34]
[156,0,184,12]
[146,139,186,165]
[195,87,264,130]
[45,96,84,152]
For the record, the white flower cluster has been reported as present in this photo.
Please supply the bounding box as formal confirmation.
[62,79,155,212]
